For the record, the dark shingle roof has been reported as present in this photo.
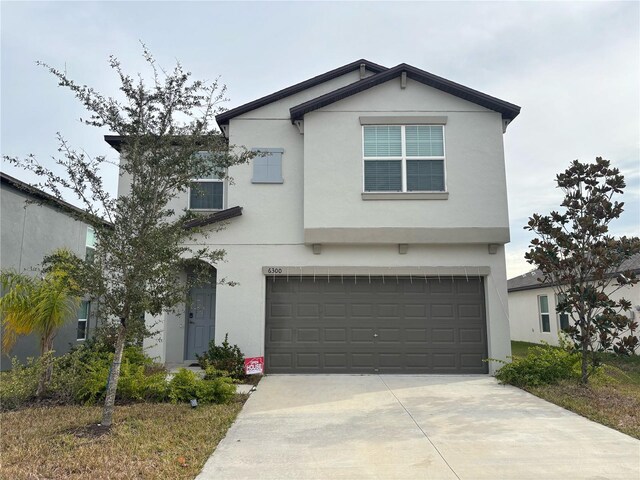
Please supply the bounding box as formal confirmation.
[215,59,388,128]
[1,172,108,226]
[290,63,520,122]
[183,206,243,229]
[507,253,640,292]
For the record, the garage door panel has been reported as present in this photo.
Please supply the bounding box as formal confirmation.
[324,328,347,342]
[351,328,375,343]
[265,276,488,374]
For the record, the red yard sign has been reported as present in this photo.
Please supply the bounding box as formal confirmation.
[244,356,264,375]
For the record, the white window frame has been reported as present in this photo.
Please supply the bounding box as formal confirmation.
[77,301,89,341]
[538,295,551,333]
[361,125,447,193]
[188,170,227,211]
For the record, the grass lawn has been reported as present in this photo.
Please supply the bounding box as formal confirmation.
[510,341,640,439]
[1,397,247,479]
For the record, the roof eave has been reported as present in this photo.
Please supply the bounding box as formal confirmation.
[215,59,388,129]
[289,64,521,123]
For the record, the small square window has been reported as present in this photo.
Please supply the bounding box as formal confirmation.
[252,148,284,184]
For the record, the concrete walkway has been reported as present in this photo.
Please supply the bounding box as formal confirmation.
[197,375,640,480]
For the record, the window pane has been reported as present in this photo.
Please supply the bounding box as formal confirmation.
[541,314,550,332]
[364,160,402,191]
[406,126,444,157]
[85,247,95,263]
[85,227,96,248]
[190,182,223,209]
[559,313,570,331]
[538,295,549,314]
[77,320,87,340]
[193,151,226,180]
[406,160,445,191]
[363,126,402,157]
[78,300,90,319]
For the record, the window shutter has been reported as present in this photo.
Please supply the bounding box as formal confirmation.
[252,148,284,184]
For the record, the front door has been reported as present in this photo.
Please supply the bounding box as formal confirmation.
[186,287,216,360]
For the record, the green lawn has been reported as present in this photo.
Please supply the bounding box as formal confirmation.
[509,341,640,439]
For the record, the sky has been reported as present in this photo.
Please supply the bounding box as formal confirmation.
[2,1,639,278]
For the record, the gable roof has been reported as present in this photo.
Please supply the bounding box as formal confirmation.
[215,59,388,128]
[507,253,640,292]
[290,63,521,123]
[1,172,103,224]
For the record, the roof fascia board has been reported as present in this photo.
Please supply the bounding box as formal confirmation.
[290,63,521,122]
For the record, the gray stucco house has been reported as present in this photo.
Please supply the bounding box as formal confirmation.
[0,172,97,370]
[110,59,521,374]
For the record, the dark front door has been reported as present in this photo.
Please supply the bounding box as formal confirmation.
[186,286,216,360]
[265,276,488,374]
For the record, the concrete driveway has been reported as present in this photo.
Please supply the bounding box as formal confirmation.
[197,375,640,480]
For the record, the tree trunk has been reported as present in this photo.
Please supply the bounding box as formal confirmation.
[36,337,54,397]
[101,320,127,427]
[580,318,589,384]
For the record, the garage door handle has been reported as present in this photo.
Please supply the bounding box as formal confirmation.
[373,333,379,337]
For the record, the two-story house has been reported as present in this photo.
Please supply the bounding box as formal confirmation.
[0,172,98,370]
[107,59,520,374]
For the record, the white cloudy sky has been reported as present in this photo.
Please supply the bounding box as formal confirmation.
[2,1,639,278]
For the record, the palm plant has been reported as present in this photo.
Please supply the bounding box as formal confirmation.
[1,250,81,396]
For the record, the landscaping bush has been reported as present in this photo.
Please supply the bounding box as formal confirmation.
[168,368,235,404]
[494,343,582,387]
[197,334,245,380]
[1,341,236,411]
[0,356,46,410]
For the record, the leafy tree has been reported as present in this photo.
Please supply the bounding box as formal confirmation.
[525,158,640,384]
[0,248,81,396]
[3,47,254,426]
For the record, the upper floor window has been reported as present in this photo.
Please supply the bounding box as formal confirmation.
[189,152,225,211]
[363,125,445,192]
[85,227,96,262]
[538,295,551,333]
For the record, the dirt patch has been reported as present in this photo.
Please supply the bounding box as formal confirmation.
[65,423,112,439]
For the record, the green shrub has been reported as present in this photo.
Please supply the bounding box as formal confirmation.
[0,356,45,410]
[197,334,245,380]
[494,343,581,387]
[168,368,235,404]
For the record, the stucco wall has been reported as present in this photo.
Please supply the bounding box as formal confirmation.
[132,68,514,373]
[0,183,93,370]
[303,78,508,237]
[508,283,640,346]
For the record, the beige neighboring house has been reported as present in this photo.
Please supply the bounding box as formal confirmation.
[508,254,640,346]
[108,59,521,374]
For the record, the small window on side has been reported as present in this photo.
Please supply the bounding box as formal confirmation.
[538,295,550,333]
[252,148,284,184]
[556,294,571,331]
[77,300,90,341]
[85,227,96,262]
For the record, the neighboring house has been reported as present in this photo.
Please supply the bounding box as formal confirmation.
[508,254,640,346]
[0,172,97,370]
[107,59,521,374]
